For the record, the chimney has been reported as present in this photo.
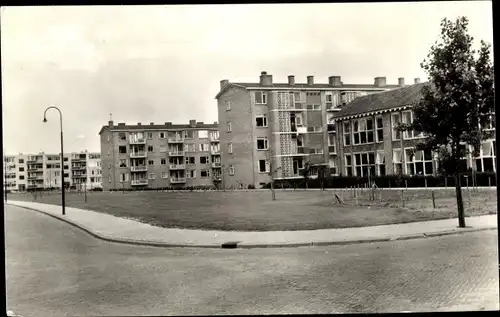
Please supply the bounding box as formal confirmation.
[150,122,154,126]
[214,121,218,125]
[108,120,113,128]
[197,121,204,125]
[374,77,387,87]
[118,122,126,126]
[165,122,172,126]
[189,119,196,127]
[137,123,141,126]
[259,71,273,86]
[220,79,229,90]
[414,78,421,84]
[307,76,314,85]
[288,75,295,85]
[328,76,342,87]
[398,77,405,86]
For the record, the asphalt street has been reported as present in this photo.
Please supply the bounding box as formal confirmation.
[5,205,499,316]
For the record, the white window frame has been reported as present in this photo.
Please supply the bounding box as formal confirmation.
[228,143,233,154]
[199,144,210,152]
[352,118,374,145]
[345,154,353,176]
[161,158,167,165]
[307,104,321,110]
[404,147,434,176]
[148,173,156,180]
[225,101,231,111]
[353,152,376,177]
[159,132,166,139]
[147,145,154,153]
[256,137,269,151]
[147,132,153,140]
[343,121,351,146]
[328,134,336,154]
[255,91,268,105]
[227,121,232,133]
[229,165,235,175]
[475,140,496,172]
[198,130,209,139]
[393,149,403,175]
[256,115,268,128]
[293,91,302,103]
[120,173,129,182]
[161,172,168,179]
[402,110,424,140]
[295,114,303,126]
[148,159,154,166]
[391,113,401,141]
[376,151,386,176]
[375,115,384,143]
[199,156,210,165]
[159,145,167,153]
[258,159,270,173]
[200,169,210,178]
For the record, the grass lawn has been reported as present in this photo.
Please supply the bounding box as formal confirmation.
[7,188,497,231]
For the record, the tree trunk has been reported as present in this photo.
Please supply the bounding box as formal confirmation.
[454,172,466,228]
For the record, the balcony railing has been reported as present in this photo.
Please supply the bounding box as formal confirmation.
[170,177,186,184]
[210,136,220,142]
[213,175,222,181]
[73,174,87,178]
[211,149,220,155]
[130,138,146,145]
[72,165,86,170]
[168,137,185,143]
[131,179,148,186]
[169,164,185,170]
[169,151,185,156]
[130,165,148,172]
[130,152,147,158]
[212,162,222,168]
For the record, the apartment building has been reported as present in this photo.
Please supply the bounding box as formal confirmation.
[3,155,18,192]
[2,151,102,191]
[331,82,496,177]
[99,120,221,190]
[215,71,403,188]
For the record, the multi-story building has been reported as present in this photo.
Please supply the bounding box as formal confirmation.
[2,151,102,191]
[99,120,221,190]
[215,71,404,188]
[331,82,496,177]
[3,155,18,192]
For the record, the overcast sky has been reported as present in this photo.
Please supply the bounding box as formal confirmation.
[1,2,493,155]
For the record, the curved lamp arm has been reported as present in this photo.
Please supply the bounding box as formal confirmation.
[43,106,63,131]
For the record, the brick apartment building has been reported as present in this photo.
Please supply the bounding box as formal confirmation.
[331,82,496,178]
[99,120,221,190]
[2,151,102,192]
[215,71,405,188]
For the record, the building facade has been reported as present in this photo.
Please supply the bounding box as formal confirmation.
[215,71,405,188]
[99,120,221,190]
[331,83,496,177]
[2,151,102,192]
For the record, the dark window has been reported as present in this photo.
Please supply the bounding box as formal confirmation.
[354,134,360,144]
[64,157,69,161]
[200,170,209,178]
[377,130,383,142]
[161,158,167,165]
[259,160,267,172]
[366,119,373,130]
[64,173,69,178]
[18,159,24,164]
[344,135,351,146]
[424,150,433,161]
[368,153,375,165]
[148,160,154,166]
[200,156,209,164]
[119,132,126,140]
[19,167,24,172]
[346,167,353,176]
[147,146,154,152]
[367,131,374,143]
[425,162,433,174]
[118,146,127,154]
[483,158,494,172]
[379,165,386,176]
[64,165,69,170]
[256,116,267,127]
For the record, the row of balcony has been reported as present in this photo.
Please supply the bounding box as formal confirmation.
[129,137,220,145]
[128,162,222,172]
[128,150,220,158]
[130,175,221,186]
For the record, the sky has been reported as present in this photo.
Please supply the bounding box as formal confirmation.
[1,2,494,155]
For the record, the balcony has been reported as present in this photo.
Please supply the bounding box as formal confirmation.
[169,151,185,156]
[130,165,148,172]
[72,165,86,170]
[210,136,220,142]
[130,138,146,145]
[326,103,341,111]
[130,151,147,158]
[73,174,87,178]
[131,179,148,186]
[169,164,185,170]
[170,177,186,184]
[168,137,185,143]
[212,162,222,168]
[213,175,222,181]
[211,149,220,155]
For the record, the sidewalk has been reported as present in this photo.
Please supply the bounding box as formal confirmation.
[6,200,498,249]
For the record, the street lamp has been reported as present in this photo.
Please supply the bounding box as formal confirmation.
[43,106,66,216]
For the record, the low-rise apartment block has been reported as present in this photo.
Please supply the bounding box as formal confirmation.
[99,120,221,190]
[215,71,404,188]
[331,82,496,177]
[3,151,102,192]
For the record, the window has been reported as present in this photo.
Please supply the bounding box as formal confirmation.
[161,158,167,165]
[147,146,154,152]
[148,160,154,166]
[148,173,155,180]
[393,149,403,175]
[19,167,24,172]
[147,132,153,139]
[328,134,336,153]
[293,91,301,102]
[402,110,424,139]
[159,145,167,153]
[306,104,321,110]
[199,144,210,152]
[19,175,25,180]
[108,175,111,183]
[229,165,235,175]
[307,126,322,133]
[200,156,210,164]
[391,113,401,140]
[343,121,351,146]
[18,159,24,164]
[118,146,126,154]
[405,148,434,175]
[257,138,269,150]
[119,132,126,140]
[185,157,196,164]
[200,169,210,178]
[199,130,209,139]
[376,152,386,176]
[225,101,231,111]
[187,169,196,178]
[184,144,196,152]
[119,159,127,168]
[120,173,129,182]
[159,132,166,139]
[345,154,353,176]
[376,116,384,142]
[227,122,232,133]
[354,152,375,177]
[475,140,496,172]
[64,165,69,170]
[352,118,374,145]
[228,143,233,154]
[64,157,68,161]
[255,91,267,104]
[256,115,268,127]
[309,148,324,155]
[258,160,269,173]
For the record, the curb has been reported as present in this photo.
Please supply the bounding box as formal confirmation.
[7,203,498,249]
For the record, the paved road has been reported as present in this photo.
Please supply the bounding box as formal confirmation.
[5,205,499,315]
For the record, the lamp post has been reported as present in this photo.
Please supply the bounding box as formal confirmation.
[43,106,66,216]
